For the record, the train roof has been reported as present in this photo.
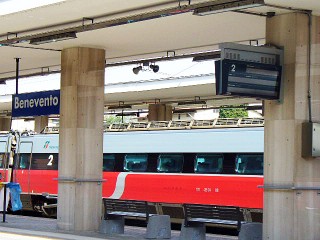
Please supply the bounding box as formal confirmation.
[17,118,264,154]
[104,127,264,154]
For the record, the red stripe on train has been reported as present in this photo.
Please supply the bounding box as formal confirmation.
[103,172,263,209]
[15,170,263,209]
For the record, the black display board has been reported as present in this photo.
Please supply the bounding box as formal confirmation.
[215,59,282,100]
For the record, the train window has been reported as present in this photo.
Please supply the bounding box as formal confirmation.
[0,153,5,168]
[103,154,115,171]
[235,154,263,175]
[157,154,184,173]
[194,154,223,173]
[124,154,148,172]
[19,153,30,169]
[31,153,58,170]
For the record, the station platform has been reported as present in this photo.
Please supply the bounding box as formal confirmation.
[0,214,238,240]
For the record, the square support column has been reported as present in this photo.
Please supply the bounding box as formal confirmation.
[34,116,48,133]
[0,117,11,131]
[148,104,172,121]
[264,14,320,240]
[57,47,105,231]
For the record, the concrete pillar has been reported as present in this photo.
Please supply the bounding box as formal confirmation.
[34,116,48,133]
[0,117,11,131]
[148,104,172,121]
[264,14,320,240]
[57,47,105,231]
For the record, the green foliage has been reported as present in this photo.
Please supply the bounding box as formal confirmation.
[219,105,248,118]
[104,115,124,125]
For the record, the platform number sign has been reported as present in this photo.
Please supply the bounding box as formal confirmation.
[47,155,54,166]
[231,64,236,72]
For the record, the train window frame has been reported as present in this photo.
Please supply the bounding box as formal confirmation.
[235,154,263,175]
[194,153,224,174]
[124,153,148,172]
[157,153,184,173]
[103,154,116,171]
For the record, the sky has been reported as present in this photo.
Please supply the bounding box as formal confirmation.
[0,0,64,16]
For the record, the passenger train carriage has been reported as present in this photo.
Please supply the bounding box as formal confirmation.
[0,119,264,223]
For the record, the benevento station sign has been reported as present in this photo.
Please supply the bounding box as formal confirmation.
[12,90,60,117]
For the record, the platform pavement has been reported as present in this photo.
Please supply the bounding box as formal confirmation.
[0,214,238,240]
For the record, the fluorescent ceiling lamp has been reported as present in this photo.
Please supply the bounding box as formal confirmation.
[173,108,197,113]
[193,0,265,16]
[177,100,206,106]
[115,112,137,116]
[178,96,206,106]
[29,32,77,45]
[108,104,132,110]
[192,52,221,62]
[0,0,65,16]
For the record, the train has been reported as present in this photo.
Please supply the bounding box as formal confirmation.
[0,118,264,224]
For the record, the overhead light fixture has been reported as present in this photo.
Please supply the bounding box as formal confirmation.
[178,100,207,106]
[108,105,132,110]
[29,32,77,45]
[150,64,159,73]
[173,108,197,114]
[132,66,142,74]
[193,0,265,16]
[108,101,132,110]
[132,62,160,74]
[178,96,206,106]
[115,112,137,117]
[192,52,221,62]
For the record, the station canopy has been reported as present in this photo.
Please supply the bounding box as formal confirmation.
[0,0,319,110]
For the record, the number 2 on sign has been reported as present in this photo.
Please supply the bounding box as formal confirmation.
[231,64,236,72]
[47,155,53,166]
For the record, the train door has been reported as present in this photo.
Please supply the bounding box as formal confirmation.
[0,136,11,182]
[15,141,33,194]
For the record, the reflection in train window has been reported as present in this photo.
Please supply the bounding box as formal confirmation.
[31,154,58,170]
[157,154,184,173]
[0,153,5,168]
[124,154,148,172]
[235,154,263,175]
[103,154,115,171]
[194,154,223,173]
[19,153,30,169]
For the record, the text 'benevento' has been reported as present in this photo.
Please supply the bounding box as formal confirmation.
[14,95,59,109]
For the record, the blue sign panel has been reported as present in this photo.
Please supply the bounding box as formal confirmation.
[12,90,60,117]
